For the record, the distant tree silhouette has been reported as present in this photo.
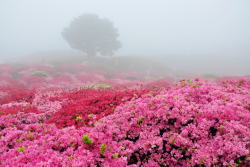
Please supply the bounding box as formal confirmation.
[62,13,122,57]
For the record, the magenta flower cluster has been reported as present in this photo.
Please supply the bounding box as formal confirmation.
[0,76,250,166]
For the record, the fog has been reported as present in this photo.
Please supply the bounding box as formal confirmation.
[1,0,250,75]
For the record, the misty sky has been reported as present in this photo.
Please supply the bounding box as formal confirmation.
[1,0,250,62]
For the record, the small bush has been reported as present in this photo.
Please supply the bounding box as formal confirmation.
[46,88,149,129]
[201,73,220,79]
[83,84,112,89]
[30,70,50,77]
[143,76,157,80]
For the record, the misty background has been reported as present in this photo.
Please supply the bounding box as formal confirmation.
[1,0,250,75]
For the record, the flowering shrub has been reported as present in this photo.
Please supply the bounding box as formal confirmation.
[0,116,130,166]
[52,75,73,84]
[0,66,15,75]
[55,64,89,74]
[0,76,19,87]
[31,65,55,74]
[0,104,42,117]
[30,70,50,77]
[46,88,150,129]
[71,63,89,73]
[99,78,250,166]
[0,78,250,166]
[0,87,36,105]
[217,76,250,88]
[104,79,153,91]
[90,69,108,75]
[83,84,112,89]
[77,74,99,83]
[141,79,172,91]
[19,76,46,87]
[1,58,250,166]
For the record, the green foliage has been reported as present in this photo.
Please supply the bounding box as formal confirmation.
[100,144,107,156]
[138,117,143,124]
[113,153,118,159]
[84,84,112,90]
[82,135,93,145]
[223,98,228,102]
[62,13,122,57]
[30,70,50,77]
[17,139,22,142]
[17,146,25,152]
[27,133,34,140]
[201,73,220,79]
[76,116,82,121]
[143,76,157,80]
[88,114,93,119]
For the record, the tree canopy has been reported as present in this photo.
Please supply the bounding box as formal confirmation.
[62,14,122,57]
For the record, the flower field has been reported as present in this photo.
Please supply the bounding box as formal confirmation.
[0,62,250,167]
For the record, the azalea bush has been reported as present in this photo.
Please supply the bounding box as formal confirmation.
[51,75,73,84]
[0,86,36,105]
[0,104,42,117]
[141,79,172,91]
[83,84,112,89]
[1,60,250,166]
[30,70,50,77]
[46,88,150,129]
